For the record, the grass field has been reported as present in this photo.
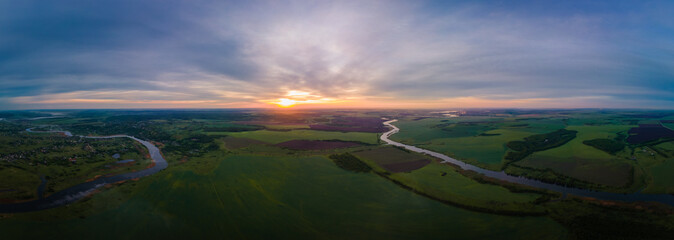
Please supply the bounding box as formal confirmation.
[353,147,430,172]
[640,141,674,193]
[226,129,379,145]
[389,117,668,192]
[352,146,547,214]
[263,124,310,130]
[0,154,567,239]
[386,162,547,214]
[0,167,41,201]
[221,137,267,149]
[663,122,674,130]
[518,125,634,187]
[643,157,674,193]
[2,109,674,238]
[390,118,567,170]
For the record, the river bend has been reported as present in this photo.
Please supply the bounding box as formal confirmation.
[0,129,167,213]
[381,120,674,206]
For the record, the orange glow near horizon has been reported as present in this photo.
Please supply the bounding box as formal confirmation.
[274,98,297,108]
[9,89,614,109]
[266,90,347,108]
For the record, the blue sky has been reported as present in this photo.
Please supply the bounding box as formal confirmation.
[0,0,673,109]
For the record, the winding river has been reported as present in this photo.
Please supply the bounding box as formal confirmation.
[0,129,168,213]
[2,120,672,213]
[381,120,674,206]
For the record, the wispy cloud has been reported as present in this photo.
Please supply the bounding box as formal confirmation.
[1,0,673,109]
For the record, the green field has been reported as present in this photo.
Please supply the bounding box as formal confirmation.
[663,122,674,130]
[644,157,674,193]
[640,141,674,193]
[387,162,547,214]
[226,129,379,145]
[0,167,41,201]
[390,118,567,170]
[262,124,310,130]
[516,125,635,187]
[0,154,567,239]
[353,147,427,166]
[2,109,674,238]
[388,115,674,194]
[351,146,548,214]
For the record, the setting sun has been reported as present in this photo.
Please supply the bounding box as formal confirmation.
[274,98,297,108]
[267,90,341,108]
[1,1,673,238]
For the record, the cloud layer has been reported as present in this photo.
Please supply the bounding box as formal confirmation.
[1,0,673,109]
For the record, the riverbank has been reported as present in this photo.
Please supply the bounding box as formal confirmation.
[0,129,168,213]
[381,120,674,206]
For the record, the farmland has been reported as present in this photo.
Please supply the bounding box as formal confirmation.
[353,147,431,172]
[226,129,379,145]
[627,124,674,144]
[0,109,673,239]
[277,140,363,150]
[515,124,636,189]
[389,110,674,194]
[0,153,567,239]
[389,117,568,170]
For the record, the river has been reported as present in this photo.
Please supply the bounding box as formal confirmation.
[0,129,168,213]
[381,120,674,206]
[2,121,671,213]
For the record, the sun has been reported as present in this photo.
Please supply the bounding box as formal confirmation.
[268,90,344,108]
[275,98,297,108]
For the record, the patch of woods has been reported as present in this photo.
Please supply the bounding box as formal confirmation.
[162,134,219,157]
[505,129,577,164]
[328,153,371,173]
[583,139,626,155]
[0,111,51,119]
[504,163,627,190]
[99,110,256,122]
[0,122,24,135]
[434,121,499,138]
[68,121,173,143]
[68,110,259,142]
[620,112,674,119]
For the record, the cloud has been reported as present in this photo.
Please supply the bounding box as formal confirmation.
[0,0,673,109]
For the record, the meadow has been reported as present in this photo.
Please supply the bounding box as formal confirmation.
[517,125,635,188]
[226,129,379,145]
[0,153,567,239]
[389,117,567,170]
[389,111,674,194]
[1,109,673,239]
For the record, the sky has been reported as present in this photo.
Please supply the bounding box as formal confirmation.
[1,0,673,109]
